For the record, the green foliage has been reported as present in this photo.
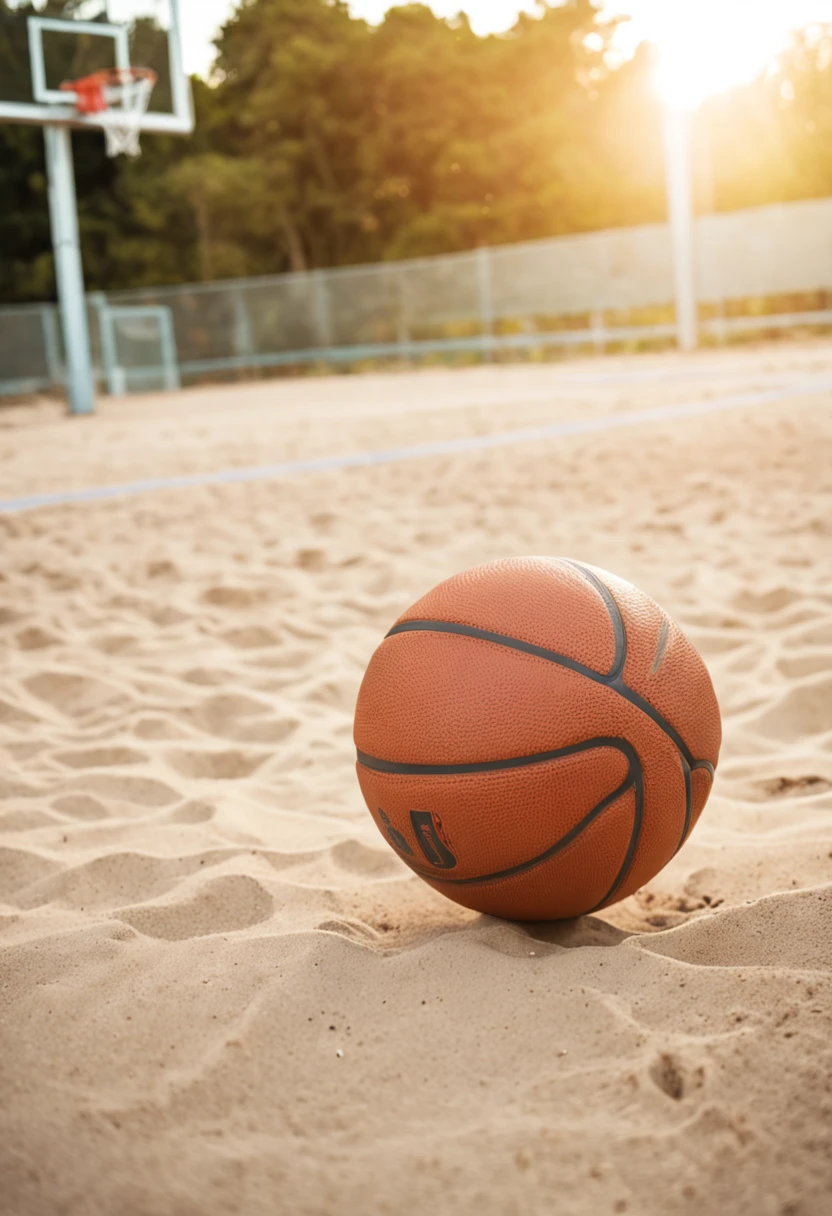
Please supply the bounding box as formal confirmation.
[1,0,832,303]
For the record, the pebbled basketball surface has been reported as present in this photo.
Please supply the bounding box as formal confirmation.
[354,557,721,920]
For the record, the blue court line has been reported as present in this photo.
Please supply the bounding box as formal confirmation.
[1,379,830,515]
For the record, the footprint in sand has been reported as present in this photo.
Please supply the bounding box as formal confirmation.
[751,673,832,740]
[91,633,139,655]
[0,605,24,627]
[642,888,832,970]
[0,774,40,800]
[0,847,61,901]
[222,625,280,649]
[61,773,182,810]
[202,585,268,609]
[0,809,57,831]
[776,650,832,680]
[732,586,805,614]
[165,800,217,824]
[141,605,191,627]
[752,774,832,799]
[115,874,274,939]
[15,626,59,650]
[315,918,379,942]
[295,548,326,571]
[181,667,239,687]
[164,748,270,780]
[145,559,181,581]
[304,675,359,712]
[648,1053,705,1103]
[53,794,110,820]
[54,746,149,769]
[187,692,268,731]
[24,671,131,718]
[329,839,406,878]
[14,850,228,912]
[684,628,748,657]
[0,697,38,727]
[782,619,832,649]
[132,715,193,741]
[187,692,297,746]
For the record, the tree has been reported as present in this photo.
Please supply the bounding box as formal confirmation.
[3,1,832,304]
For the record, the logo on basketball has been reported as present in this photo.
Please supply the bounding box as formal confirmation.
[410,810,457,869]
[377,808,414,856]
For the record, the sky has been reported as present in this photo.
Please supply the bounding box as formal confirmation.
[180,0,832,106]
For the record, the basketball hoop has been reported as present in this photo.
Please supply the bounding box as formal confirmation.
[60,67,157,158]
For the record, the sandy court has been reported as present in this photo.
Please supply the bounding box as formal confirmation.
[1,342,831,1215]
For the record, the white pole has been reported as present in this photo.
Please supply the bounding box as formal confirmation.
[662,101,698,352]
[44,125,95,415]
[476,244,494,362]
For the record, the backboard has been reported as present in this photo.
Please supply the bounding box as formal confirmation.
[0,1,192,135]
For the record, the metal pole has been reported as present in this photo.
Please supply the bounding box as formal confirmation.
[167,0,195,132]
[395,268,412,364]
[313,269,332,348]
[96,302,123,396]
[662,102,698,352]
[232,286,254,362]
[590,308,606,356]
[158,308,181,392]
[476,245,494,362]
[40,304,62,388]
[44,125,95,415]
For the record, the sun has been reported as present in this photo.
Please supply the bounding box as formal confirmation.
[648,1,799,109]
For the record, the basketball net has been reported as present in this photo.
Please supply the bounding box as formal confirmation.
[60,67,157,158]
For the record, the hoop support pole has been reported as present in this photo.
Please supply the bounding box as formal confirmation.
[662,101,698,352]
[44,125,95,415]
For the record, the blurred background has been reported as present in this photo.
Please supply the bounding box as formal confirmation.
[4,0,832,393]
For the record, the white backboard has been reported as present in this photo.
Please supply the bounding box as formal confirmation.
[0,0,192,135]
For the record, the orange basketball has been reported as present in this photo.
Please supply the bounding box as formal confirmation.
[354,558,721,920]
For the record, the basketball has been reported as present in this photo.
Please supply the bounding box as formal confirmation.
[354,557,721,920]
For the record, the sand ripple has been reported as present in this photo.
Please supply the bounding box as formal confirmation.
[1,347,831,1214]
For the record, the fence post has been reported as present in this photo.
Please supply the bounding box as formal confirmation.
[395,268,412,363]
[232,286,254,365]
[89,292,124,396]
[40,305,62,387]
[591,308,607,355]
[477,245,494,362]
[313,269,332,349]
[158,308,181,392]
[98,307,125,396]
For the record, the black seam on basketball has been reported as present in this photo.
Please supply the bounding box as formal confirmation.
[559,558,627,679]
[387,618,603,678]
[674,755,693,856]
[672,760,714,855]
[357,736,627,776]
[587,747,645,911]
[359,739,645,908]
[373,741,640,889]
[650,617,671,675]
[404,779,635,888]
[384,619,701,769]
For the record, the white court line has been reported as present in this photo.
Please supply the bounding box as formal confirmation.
[294,364,804,423]
[1,379,830,515]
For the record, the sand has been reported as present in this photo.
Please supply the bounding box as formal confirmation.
[1,342,831,1216]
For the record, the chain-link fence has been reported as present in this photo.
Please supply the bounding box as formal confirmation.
[4,195,832,397]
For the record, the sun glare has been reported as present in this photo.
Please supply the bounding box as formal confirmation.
[650,1,803,109]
